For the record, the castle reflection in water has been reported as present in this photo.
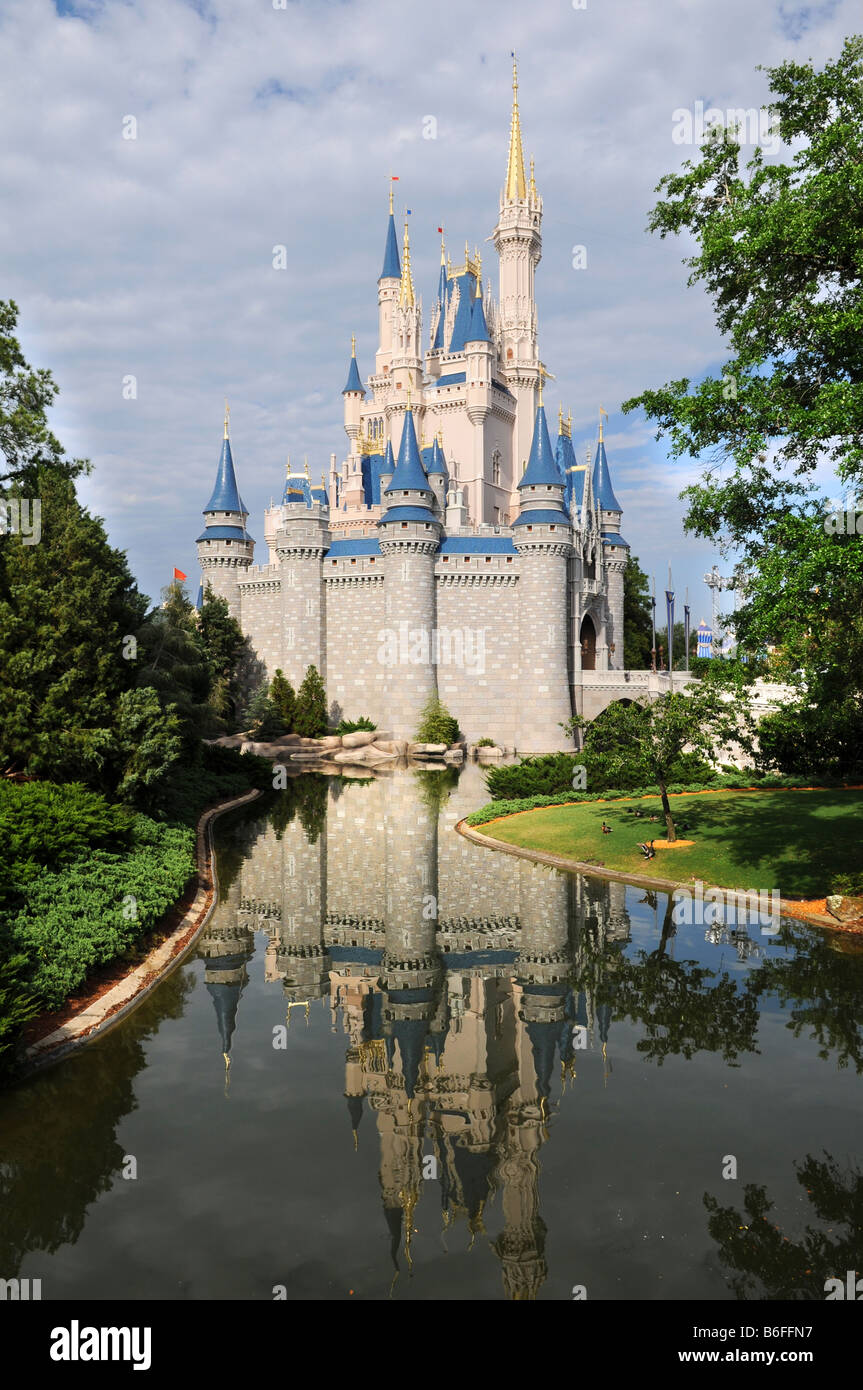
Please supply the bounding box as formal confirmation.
[200,767,634,1300]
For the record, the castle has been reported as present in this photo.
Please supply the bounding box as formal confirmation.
[196,60,630,752]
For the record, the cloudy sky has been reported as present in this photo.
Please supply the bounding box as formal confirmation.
[0,0,855,636]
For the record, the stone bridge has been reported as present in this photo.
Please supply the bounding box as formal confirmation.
[573,669,696,723]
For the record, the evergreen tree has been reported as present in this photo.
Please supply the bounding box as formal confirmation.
[294,665,328,737]
[0,467,147,782]
[198,586,245,726]
[243,681,285,740]
[134,583,213,744]
[623,555,653,668]
[0,299,89,490]
[269,669,296,732]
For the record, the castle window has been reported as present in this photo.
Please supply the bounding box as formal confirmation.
[464,556,470,563]
[507,348,513,360]
[401,522,408,529]
[485,556,491,562]
[331,559,337,565]
[506,557,513,563]
[370,557,375,564]
[526,525,533,532]
[351,558,356,565]
[550,525,556,531]
[442,556,449,562]
[492,450,501,486]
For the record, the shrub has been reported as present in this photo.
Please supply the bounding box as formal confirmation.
[0,782,134,913]
[294,665,328,738]
[486,753,578,800]
[0,954,41,1081]
[476,737,496,748]
[830,871,863,897]
[416,696,460,745]
[269,670,296,732]
[336,716,377,734]
[244,682,286,740]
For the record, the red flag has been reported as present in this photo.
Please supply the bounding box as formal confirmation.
[437,226,443,233]
[173,567,187,581]
[391,175,399,181]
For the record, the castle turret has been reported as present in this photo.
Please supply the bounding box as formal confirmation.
[512,399,573,752]
[377,404,442,739]
[390,216,423,408]
[342,334,365,447]
[274,460,331,692]
[592,411,628,670]
[196,404,254,619]
[375,187,401,379]
[493,56,543,475]
[425,433,448,517]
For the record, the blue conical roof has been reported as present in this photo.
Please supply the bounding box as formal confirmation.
[380,211,401,280]
[427,436,447,476]
[518,405,561,489]
[381,439,395,476]
[447,273,477,352]
[342,350,364,394]
[467,287,490,342]
[593,438,622,512]
[555,429,575,482]
[385,408,431,494]
[204,437,245,514]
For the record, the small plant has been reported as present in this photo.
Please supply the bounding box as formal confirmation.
[336,716,377,735]
[243,681,286,740]
[476,737,496,748]
[416,696,460,746]
[830,872,863,897]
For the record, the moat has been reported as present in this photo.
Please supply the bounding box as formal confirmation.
[1,764,862,1301]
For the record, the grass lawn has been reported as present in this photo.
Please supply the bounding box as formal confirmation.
[478,788,863,898]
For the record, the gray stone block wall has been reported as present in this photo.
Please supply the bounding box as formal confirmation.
[515,545,574,752]
[435,565,520,747]
[324,570,387,726]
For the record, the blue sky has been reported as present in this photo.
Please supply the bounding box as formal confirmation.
[0,0,856,635]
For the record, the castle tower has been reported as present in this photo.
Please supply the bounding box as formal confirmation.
[377,404,442,739]
[390,216,423,412]
[274,460,331,692]
[196,405,254,619]
[592,412,628,671]
[512,400,573,752]
[342,334,365,448]
[493,56,543,481]
[465,281,494,520]
[375,188,401,380]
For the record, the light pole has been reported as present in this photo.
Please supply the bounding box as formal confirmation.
[704,565,723,656]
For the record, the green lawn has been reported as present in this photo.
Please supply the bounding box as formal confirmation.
[479,788,863,898]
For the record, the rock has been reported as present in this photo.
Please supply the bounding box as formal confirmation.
[340,766,379,779]
[298,736,325,747]
[341,730,377,748]
[207,734,247,749]
[443,749,464,764]
[333,746,397,764]
[825,894,863,923]
[409,742,448,756]
[241,741,294,758]
[290,750,328,761]
[476,745,503,759]
[319,735,342,749]
[372,739,409,756]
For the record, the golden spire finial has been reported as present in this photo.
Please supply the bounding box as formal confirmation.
[304,456,310,480]
[568,408,573,432]
[285,454,290,475]
[389,177,394,215]
[558,402,563,432]
[439,225,446,264]
[529,154,537,199]
[504,52,527,201]
[399,214,415,307]
[406,382,412,411]
[599,404,608,443]
[351,332,356,357]
[224,399,230,439]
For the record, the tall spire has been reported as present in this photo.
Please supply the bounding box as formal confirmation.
[504,52,527,202]
[224,399,230,439]
[399,215,415,307]
[380,185,401,281]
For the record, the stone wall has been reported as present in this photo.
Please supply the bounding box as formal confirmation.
[435,562,520,747]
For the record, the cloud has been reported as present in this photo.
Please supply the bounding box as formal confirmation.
[0,0,856,610]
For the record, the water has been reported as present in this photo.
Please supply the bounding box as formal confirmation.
[1,764,861,1302]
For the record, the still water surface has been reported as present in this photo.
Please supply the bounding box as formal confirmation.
[1,765,861,1301]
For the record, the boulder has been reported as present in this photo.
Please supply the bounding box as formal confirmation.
[290,750,328,761]
[333,746,397,764]
[319,735,342,749]
[207,734,247,749]
[409,742,448,756]
[340,766,380,779]
[825,894,863,924]
[341,730,377,748]
[372,739,409,756]
[443,749,464,764]
[476,745,503,759]
[241,741,294,759]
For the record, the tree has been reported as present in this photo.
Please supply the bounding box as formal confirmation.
[623,555,653,668]
[269,669,296,732]
[294,665,328,738]
[622,37,863,762]
[198,587,246,726]
[415,695,459,745]
[134,583,213,745]
[0,467,148,782]
[243,681,285,740]
[0,299,89,490]
[572,673,753,840]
